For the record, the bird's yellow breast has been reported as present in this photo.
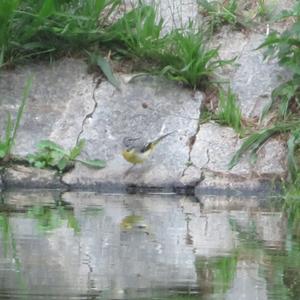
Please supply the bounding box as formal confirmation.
[122,149,152,164]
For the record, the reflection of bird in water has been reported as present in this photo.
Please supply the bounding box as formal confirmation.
[122,131,175,165]
[120,215,147,230]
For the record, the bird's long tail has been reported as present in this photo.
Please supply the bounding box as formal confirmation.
[151,130,176,146]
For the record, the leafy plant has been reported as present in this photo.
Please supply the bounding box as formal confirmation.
[257,0,268,18]
[0,77,32,160]
[0,0,121,67]
[217,88,243,134]
[0,1,231,90]
[198,0,242,33]
[230,4,300,187]
[257,3,300,120]
[229,121,300,170]
[27,139,105,172]
[160,26,233,89]
[106,4,164,60]
[87,51,121,90]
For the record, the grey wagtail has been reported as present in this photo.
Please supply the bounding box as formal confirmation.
[122,131,175,164]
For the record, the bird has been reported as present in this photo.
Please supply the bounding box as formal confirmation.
[122,131,175,165]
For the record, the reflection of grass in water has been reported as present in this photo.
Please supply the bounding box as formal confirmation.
[229,207,300,300]
[0,199,107,299]
[82,206,103,217]
[283,192,300,241]
[27,204,80,234]
[0,212,29,300]
[0,212,10,256]
[195,255,237,295]
[229,217,265,250]
[0,200,83,299]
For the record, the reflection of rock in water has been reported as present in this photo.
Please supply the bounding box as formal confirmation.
[63,193,198,296]
[0,192,292,299]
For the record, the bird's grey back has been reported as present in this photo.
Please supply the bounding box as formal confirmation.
[122,136,147,151]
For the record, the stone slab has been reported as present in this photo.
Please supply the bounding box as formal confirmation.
[213,30,291,119]
[0,58,95,156]
[3,165,66,189]
[63,75,202,191]
[180,122,286,197]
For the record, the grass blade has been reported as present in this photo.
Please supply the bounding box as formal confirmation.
[5,113,12,145]
[76,159,106,169]
[37,140,67,155]
[9,77,32,153]
[88,52,120,90]
[229,123,297,169]
[287,132,299,182]
[69,139,85,160]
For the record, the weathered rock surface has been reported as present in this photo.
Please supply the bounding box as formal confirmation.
[2,165,66,189]
[127,0,200,32]
[0,58,95,156]
[181,122,286,197]
[214,30,291,119]
[0,57,288,193]
[63,75,202,192]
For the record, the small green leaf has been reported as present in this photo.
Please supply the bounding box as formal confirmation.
[10,77,32,152]
[37,140,66,154]
[0,46,4,67]
[0,144,7,158]
[69,139,85,160]
[57,158,69,172]
[77,159,106,169]
[5,112,12,146]
[49,150,65,163]
[34,161,46,169]
[88,52,121,90]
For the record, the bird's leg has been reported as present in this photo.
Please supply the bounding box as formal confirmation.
[123,164,136,177]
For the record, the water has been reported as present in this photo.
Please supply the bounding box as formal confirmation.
[0,191,300,300]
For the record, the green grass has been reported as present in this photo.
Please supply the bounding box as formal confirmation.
[105,8,231,89]
[217,88,243,134]
[257,0,268,17]
[198,0,238,30]
[228,120,300,198]
[160,26,233,89]
[0,0,230,90]
[229,121,300,169]
[197,0,252,34]
[0,77,32,161]
[229,2,300,197]
[257,2,300,120]
[106,4,165,60]
[0,0,121,67]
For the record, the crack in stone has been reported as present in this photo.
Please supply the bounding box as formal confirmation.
[0,168,6,191]
[203,148,211,169]
[58,172,71,190]
[76,79,100,145]
[181,104,202,178]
